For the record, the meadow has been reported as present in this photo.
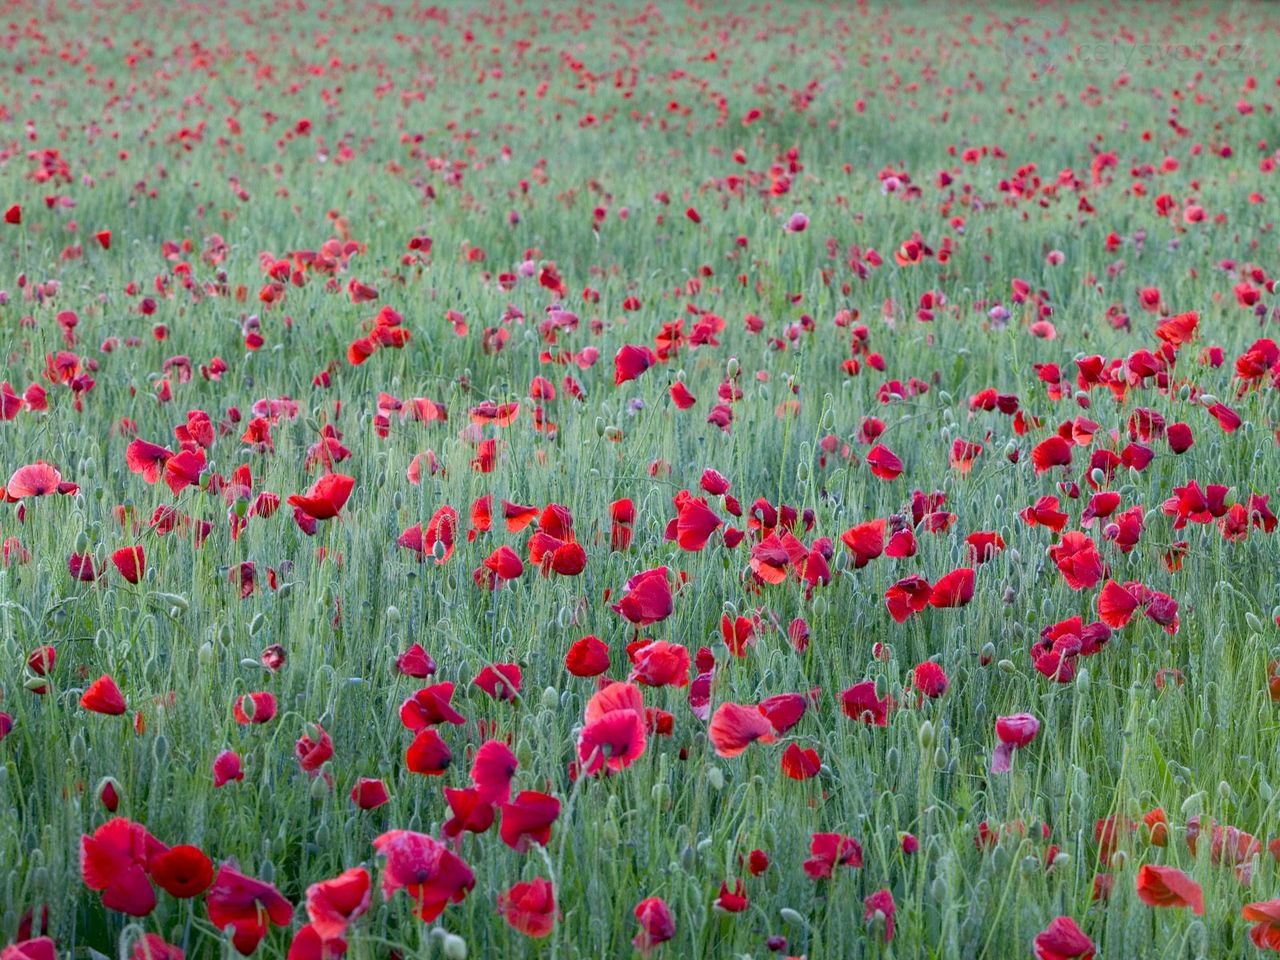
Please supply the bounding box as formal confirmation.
[1,1,1280,957]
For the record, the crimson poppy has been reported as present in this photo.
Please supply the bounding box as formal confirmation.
[633,896,675,954]
[1135,864,1203,914]
[372,829,474,921]
[498,878,558,937]
[149,845,214,899]
[287,474,355,521]
[206,864,294,955]
[305,867,370,941]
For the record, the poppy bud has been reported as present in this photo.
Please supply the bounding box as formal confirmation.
[796,461,810,482]
[198,642,214,664]
[933,746,948,767]
[726,357,740,377]
[70,732,87,762]
[23,676,47,692]
[1218,780,1232,801]
[820,407,835,430]
[931,876,948,901]
[776,909,807,933]
[652,782,671,805]
[153,734,169,765]
[885,747,899,773]
[1181,792,1204,818]
[540,687,559,710]
[594,417,606,437]
[997,659,1015,673]
[74,530,90,553]
[1002,586,1016,604]
[873,676,889,700]
[979,642,995,665]
[392,491,403,509]
[1020,855,1039,875]
[217,623,234,645]
[309,773,331,799]
[917,721,935,751]
[442,934,468,960]
[249,613,265,636]
[1246,612,1264,633]
[1199,394,1218,407]
[707,767,725,791]
[97,777,121,812]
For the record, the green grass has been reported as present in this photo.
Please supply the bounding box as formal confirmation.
[2,0,1280,957]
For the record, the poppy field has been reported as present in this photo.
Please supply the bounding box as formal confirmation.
[5,1,1280,957]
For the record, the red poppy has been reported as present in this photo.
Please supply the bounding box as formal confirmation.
[287,473,355,521]
[713,879,748,913]
[1243,900,1280,951]
[1034,916,1095,960]
[350,778,389,810]
[628,640,691,687]
[405,728,452,775]
[372,829,475,921]
[81,674,127,715]
[305,867,371,941]
[80,818,166,916]
[295,724,334,775]
[399,682,466,729]
[6,463,64,498]
[928,567,975,608]
[864,888,896,943]
[633,897,675,954]
[565,635,610,677]
[206,864,294,955]
[780,743,821,780]
[611,567,674,626]
[149,845,214,899]
[471,739,518,805]
[498,878,558,938]
[578,682,647,775]
[803,832,863,879]
[841,680,892,725]
[992,713,1040,774]
[474,663,522,700]
[2,939,55,960]
[865,444,903,479]
[233,691,278,724]
[708,702,777,757]
[841,519,886,568]
[1135,864,1203,915]
[500,790,561,852]
[111,546,146,584]
[213,750,244,787]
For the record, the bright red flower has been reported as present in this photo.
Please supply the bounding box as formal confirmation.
[498,878,557,938]
[1034,916,1095,960]
[500,791,561,852]
[305,867,371,941]
[206,864,294,955]
[111,546,146,584]
[149,845,213,898]
[708,702,777,757]
[80,818,166,916]
[1135,865,1204,915]
[81,674,127,715]
[287,473,355,521]
[633,897,675,954]
[372,829,475,921]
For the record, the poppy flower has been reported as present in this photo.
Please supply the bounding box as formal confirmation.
[840,519,885,568]
[81,674,127,715]
[500,791,561,852]
[912,661,949,699]
[633,897,675,954]
[350,778,389,810]
[163,449,207,495]
[1034,916,1095,960]
[1031,435,1073,472]
[841,680,892,725]
[126,439,173,483]
[865,444,903,480]
[611,567,674,626]
[395,643,437,678]
[132,935,184,960]
[2,940,55,960]
[233,691,278,724]
[287,473,355,521]
[498,878,558,937]
[708,702,777,757]
[111,546,146,584]
[372,829,475,921]
[213,750,244,786]
[206,864,294,955]
[149,845,214,899]
[578,681,647,775]
[285,924,344,960]
[405,728,452,775]
[474,663,522,701]
[6,462,64,498]
[885,575,932,623]
[470,739,518,805]
[1243,900,1280,951]
[675,495,722,551]
[1135,864,1203,915]
[80,817,166,916]
[443,786,495,838]
[614,344,658,385]
[399,682,466,729]
[565,635,610,677]
[781,743,821,780]
[295,724,334,775]
[928,567,974,608]
[628,640,691,687]
[1048,533,1103,591]
[305,867,371,941]
[992,713,1040,774]
[803,833,863,879]
[864,888,896,943]
[713,880,748,913]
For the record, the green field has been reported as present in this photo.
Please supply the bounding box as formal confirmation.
[2,1,1280,957]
